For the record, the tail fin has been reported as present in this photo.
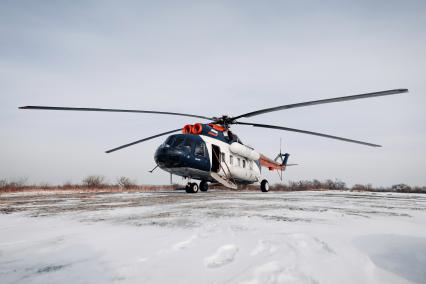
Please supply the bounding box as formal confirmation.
[274,153,290,166]
[282,153,290,166]
[274,138,290,166]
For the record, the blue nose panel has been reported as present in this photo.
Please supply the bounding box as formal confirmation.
[154,134,210,172]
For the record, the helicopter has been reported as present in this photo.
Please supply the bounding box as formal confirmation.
[20,88,408,193]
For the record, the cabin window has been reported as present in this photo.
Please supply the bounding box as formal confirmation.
[221,152,225,162]
[237,158,241,167]
[194,142,206,157]
[243,159,246,168]
[249,161,253,170]
[230,155,233,165]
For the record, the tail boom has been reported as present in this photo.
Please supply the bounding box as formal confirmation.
[259,153,290,171]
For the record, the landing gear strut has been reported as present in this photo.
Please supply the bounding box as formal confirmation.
[260,179,269,192]
[185,182,199,193]
[200,180,208,192]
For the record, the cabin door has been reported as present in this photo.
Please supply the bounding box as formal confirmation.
[211,144,221,173]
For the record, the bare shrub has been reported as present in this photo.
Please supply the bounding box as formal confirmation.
[273,179,346,191]
[171,183,181,190]
[0,177,29,192]
[82,175,106,188]
[272,183,289,191]
[39,182,51,190]
[4,177,27,188]
[352,184,367,191]
[287,180,315,191]
[412,186,426,193]
[330,179,346,190]
[116,176,136,189]
[391,184,411,193]
[62,181,76,189]
[13,177,28,188]
[312,179,322,190]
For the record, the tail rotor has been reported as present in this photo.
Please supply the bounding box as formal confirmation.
[273,138,291,181]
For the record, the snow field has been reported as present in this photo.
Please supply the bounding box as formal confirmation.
[0,191,425,283]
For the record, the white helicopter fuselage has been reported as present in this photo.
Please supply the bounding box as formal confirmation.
[156,134,262,185]
[202,135,261,183]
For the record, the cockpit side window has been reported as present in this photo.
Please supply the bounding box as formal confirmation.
[194,141,206,157]
[164,136,175,146]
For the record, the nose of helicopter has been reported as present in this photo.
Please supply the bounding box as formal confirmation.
[154,145,189,168]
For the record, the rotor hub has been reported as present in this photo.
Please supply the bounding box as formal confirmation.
[212,115,234,128]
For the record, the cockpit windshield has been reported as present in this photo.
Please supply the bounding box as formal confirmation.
[228,131,243,144]
[172,136,185,147]
[163,135,193,149]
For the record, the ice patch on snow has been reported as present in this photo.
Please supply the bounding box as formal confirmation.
[354,234,426,284]
[204,244,239,268]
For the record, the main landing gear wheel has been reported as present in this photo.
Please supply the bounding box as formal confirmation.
[260,179,269,192]
[200,180,208,192]
[186,182,199,193]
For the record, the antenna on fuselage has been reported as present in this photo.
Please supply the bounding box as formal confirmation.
[149,165,159,173]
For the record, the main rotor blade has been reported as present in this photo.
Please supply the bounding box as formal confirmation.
[105,128,181,153]
[231,89,408,121]
[236,122,381,147]
[19,106,213,120]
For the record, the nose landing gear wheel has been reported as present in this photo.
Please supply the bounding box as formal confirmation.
[200,180,208,192]
[260,179,269,192]
[186,182,199,193]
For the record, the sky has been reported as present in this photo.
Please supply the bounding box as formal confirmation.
[1,0,425,186]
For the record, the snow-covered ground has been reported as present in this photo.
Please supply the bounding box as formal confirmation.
[1,190,426,284]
